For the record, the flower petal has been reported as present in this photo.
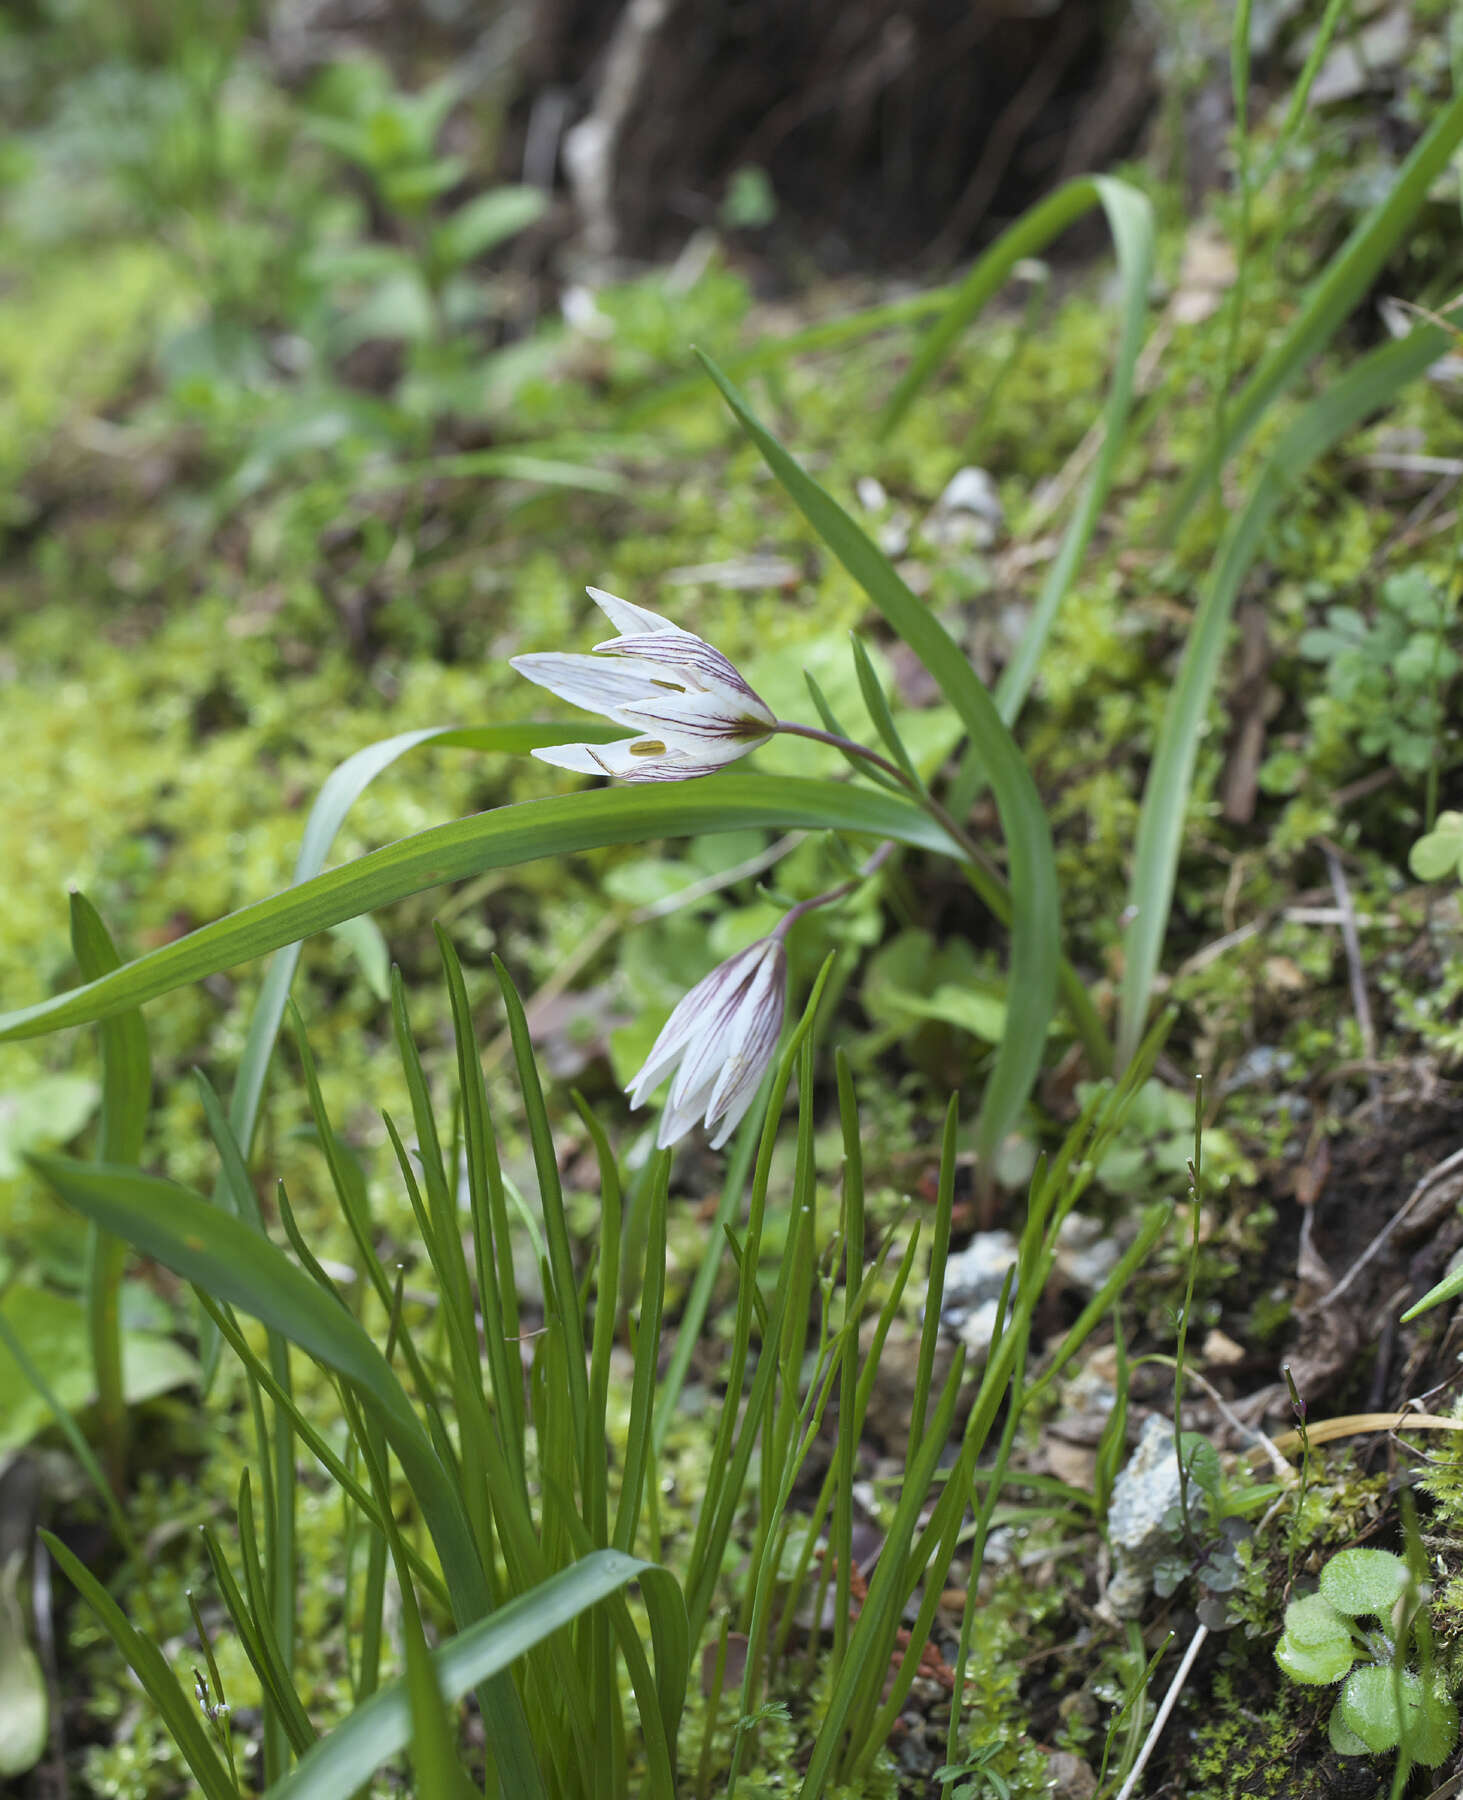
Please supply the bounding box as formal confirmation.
[618,692,772,746]
[626,976,723,1106]
[703,981,785,1143]
[658,1064,721,1149]
[509,651,660,717]
[664,942,781,1125]
[530,736,699,780]
[594,633,774,719]
[587,586,686,638]
[707,1073,768,1149]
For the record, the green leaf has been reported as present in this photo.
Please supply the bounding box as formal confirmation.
[1162,84,1463,536]
[1275,1632,1355,1688]
[1338,1665,1407,1753]
[264,1553,684,1800]
[0,773,952,1047]
[1320,1548,1409,1618]
[434,186,547,268]
[1327,1702,1370,1756]
[1410,811,1463,882]
[0,1566,46,1778]
[327,914,392,1002]
[26,1155,542,1790]
[0,1285,197,1453]
[1281,1592,1352,1652]
[1335,1664,1459,1762]
[695,349,1067,1159]
[0,1076,98,1178]
[1408,1681,1460,1768]
[1118,320,1460,1065]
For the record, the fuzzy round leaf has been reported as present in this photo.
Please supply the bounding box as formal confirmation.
[1275,1632,1355,1687]
[1319,1548,1408,1618]
[1409,811,1463,882]
[1404,1681,1459,1768]
[1281,1592,1352,1651]
[1338,1665,1408,1752]
[1327,1703,1370,1758]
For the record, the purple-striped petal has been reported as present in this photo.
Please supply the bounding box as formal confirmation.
[587,586,685,638]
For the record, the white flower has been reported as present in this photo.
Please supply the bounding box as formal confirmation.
[510,587,776,782]
[627,937,787,1149]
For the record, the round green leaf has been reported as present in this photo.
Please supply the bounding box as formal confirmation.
[1406,1680,1459,1768]
[1410,811,1463,882]
[1281,1592,1352,1651]
[1326,1702,1370,1757]
[1275,1633,1355,1687]
[1339,1665,1407,1752]
[1320,1548,1408,1618]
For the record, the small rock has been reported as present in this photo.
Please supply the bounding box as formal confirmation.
[921,465,1004,551]
[941,1230,1018,1328]
[1201,1328,1246,1367]
[1045,1438,1098,1492]
[1102,1414,1186,1619]
[935,465,1004,524]
[954,1296,1003,1357]
[1054,1213,1121,1294]
[1045,1750,1099,1799]
[878,511,911,556]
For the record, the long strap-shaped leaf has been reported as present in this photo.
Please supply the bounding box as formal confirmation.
[878,174,1150,442]
[0,774,953,1044]
[1160,83,1463,538]
[195,721,623,1395]
[696,350,1062,1161]
[264,1551,686,1800]
[224,722,621,1160]
[1116,319,1457,1064]
[29,1153,545,1796]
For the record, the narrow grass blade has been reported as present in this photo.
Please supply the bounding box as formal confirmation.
[200,1516,314,1765]
[848,633,920,785]
[1161,85,1463,538]
[879,176,1150,436]
[437,930,528,1480]
[992,179,1153,722]
[493,958,591,1488]
[653,1094,759,1453]
[613,1161,667,1556]
[697,350,1066,1158]
[800,1348,967,1795]
[41,1533,237,1800]
[620,286,956,427]
[223,724,609,1166]
[1117,320,1456,1063]
[71,893,150,1491]
[27,1154,542,1792]
[0,776,954,1045]
[832,1051,864,1678]
[263,1553,683,1800]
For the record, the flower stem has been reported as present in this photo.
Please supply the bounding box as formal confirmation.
[774,719,1112,1075]
[772,840,896,938]
[775,721,992,871]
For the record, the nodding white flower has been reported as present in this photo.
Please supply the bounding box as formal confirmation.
[627,937,787,1149]
[510,587,776,782]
